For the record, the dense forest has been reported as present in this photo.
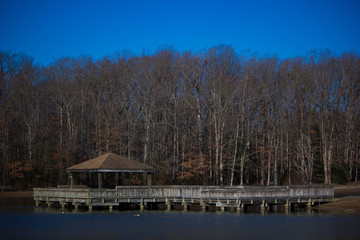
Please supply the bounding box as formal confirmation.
[0,45,359,189]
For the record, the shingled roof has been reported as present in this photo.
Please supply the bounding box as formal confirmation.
[67,153,154,173]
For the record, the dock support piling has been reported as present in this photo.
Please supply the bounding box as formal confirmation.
[200,199,206,211]
[236,205,241,211]
[306,198,312,209]
[260,199,265,211]
[284,199,290,212]
[140,199,144,211]
[166,198,171,211]
[237,203,244,212]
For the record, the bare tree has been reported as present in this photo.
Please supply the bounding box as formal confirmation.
[1,48,359,189]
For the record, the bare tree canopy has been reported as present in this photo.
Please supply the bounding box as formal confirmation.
[0,46,359,189]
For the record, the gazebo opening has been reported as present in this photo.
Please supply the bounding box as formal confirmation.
[66,153,154,189]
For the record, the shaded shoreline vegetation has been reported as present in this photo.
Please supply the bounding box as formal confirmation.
[0,46,359,189]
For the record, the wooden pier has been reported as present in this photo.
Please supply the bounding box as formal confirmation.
[33,185,334,212]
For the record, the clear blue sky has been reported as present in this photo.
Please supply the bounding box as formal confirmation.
[1,0,359,65]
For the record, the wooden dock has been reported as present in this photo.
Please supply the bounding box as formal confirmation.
[33,185,334,211]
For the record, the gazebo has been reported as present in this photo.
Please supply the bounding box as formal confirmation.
[67,153,154,188]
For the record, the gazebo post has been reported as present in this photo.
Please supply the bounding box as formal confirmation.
[89,172,92,187]
[121,173,125,185]
[70,173,74,189]
[147,173,152,186]
[98,173,102,189]
[115,172,119,186]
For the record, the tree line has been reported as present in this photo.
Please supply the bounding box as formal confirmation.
[0,45,359,189]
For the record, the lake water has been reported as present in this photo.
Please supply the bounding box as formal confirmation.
[1,198,360,240]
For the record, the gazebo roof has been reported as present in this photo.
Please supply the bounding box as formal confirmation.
[67,153,154,173]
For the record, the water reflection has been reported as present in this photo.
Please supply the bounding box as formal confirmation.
[0,198,356,216]
[28,204,360,218]
[1,199,360,240]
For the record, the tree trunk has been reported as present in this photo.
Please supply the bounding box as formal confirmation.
[266,131,272,186]
[143,109,151,164]
[219,121,225,185]
[230,121,240,186]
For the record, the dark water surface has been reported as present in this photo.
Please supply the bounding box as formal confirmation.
[1,198,360,240]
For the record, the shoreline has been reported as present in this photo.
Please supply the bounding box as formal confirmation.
[313,196,360,214]
[314,184,360,214]
[0,191,33,199]
[334,184,360,197]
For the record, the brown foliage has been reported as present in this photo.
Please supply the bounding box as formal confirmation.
[176,154,210,184]
[8,160,35,179]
